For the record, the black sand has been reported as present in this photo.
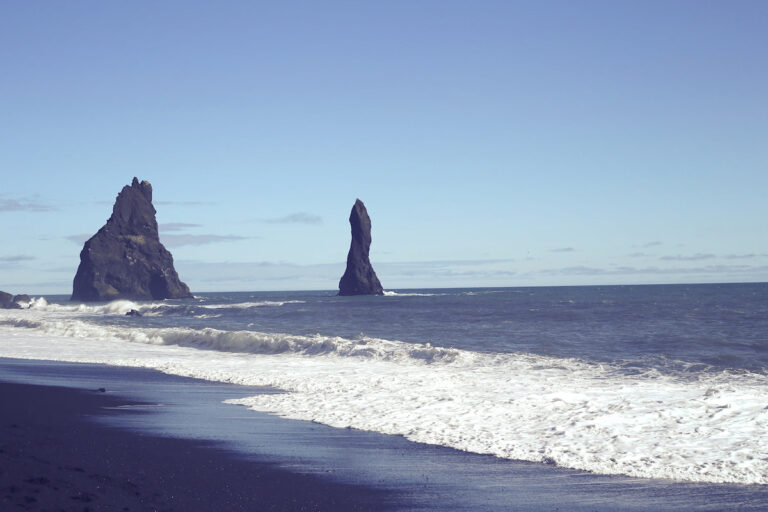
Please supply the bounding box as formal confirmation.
[0,379,393,511]
[2,357,768,511]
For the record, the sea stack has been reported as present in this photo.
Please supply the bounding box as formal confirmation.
[71,178,192,301]
[338,199,384,296]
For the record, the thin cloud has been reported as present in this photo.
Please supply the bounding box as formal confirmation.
[628,252,650,258]
[0,197,55,212]
[0,255,35,263]
[0,279,70,292]
[0,255,35,270]
[385,258,516,267]
[159,223,202,232]
[66,234,91,245]
[642,241,663,248]
[44,266,76,273]
[155,200,216,206]
[175,257,520,291]
[537,264,768,277]
[539,265,610,276]
[550,247,575,253]
[394,267,517,279]
[66,232,246,248]
[161,234,248,247]
[725,254,756,260]
[660,253,716,261]
[263,212,323,225]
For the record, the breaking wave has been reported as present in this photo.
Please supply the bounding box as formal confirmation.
[199,300,305,310]
[383,291,446,297]
[1,297,767,486]
[0,311,459,363]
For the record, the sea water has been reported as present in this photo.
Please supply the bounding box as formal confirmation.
[0,283,766,485]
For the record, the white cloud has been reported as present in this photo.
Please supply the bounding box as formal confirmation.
[0,197,54,212]
[159,223,202,232]
[66,234,91,244]
[262,212,323,225]
[725,254,757,260]
[161,234,248,247]
[0,255,35,262]
[660,253,716,261]
[66,230,245,247]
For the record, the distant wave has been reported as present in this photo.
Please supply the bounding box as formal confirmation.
[382,290,501,297]
[383,291,445,297]
[34,299,168,316]
[199,300,305,310]
[28,298,304,318]
[0,312,460,364]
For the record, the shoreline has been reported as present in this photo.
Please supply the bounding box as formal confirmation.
[2,357,768,511]
[0,370,394,511]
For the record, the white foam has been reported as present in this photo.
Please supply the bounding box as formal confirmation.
[0,311,458,362]
[383,291,445,297]
[37,299,168,316]
[200,300,305,309]
[0,305,766,485]
[28,297,49,309]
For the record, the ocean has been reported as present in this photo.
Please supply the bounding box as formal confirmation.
[1,283,766,487]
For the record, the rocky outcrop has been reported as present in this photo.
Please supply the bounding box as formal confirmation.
[71,178,192,301]
[0,291,30,309]
[0,290,22,309]
[338,199,384,296]
[12,294,30,305]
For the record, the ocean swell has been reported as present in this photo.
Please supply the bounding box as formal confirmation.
[1,302,766,485]
[0,308,460,363]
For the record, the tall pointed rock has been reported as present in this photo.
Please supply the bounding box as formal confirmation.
[338,199,384,296]
[71,177,192,301]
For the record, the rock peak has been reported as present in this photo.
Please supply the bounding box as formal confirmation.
[71,178,192,301]
[109,177,156,233]
[130,176,153,203]
[338,199,384,296]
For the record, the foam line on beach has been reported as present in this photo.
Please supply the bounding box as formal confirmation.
[1,304,766,485]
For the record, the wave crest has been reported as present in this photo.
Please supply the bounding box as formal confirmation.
[199,300,305,310]
[0,311,460,364]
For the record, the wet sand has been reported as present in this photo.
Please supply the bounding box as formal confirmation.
[0,379,393,511]
[2,357,767,511]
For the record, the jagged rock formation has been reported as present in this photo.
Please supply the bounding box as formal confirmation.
[71,178,192,301]
[0,291,30,309]
[12,294,30,304]
[338,199,384,296]
[0,290,23,309]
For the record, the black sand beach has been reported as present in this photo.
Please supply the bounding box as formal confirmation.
[0,380,393,511]
[2,357,768,512]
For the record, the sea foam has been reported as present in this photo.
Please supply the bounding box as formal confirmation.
[1,301,766,485]
[199,300,305,309]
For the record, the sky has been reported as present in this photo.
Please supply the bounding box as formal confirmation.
[1,0,767,294]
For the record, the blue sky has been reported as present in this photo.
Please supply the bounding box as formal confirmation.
[1,1,767,294]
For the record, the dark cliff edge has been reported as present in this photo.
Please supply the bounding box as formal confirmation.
[71,178,192,302]
[338,199,384,296]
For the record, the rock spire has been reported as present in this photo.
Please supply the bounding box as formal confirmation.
[338,199,384,296]
[71,177,192,301]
